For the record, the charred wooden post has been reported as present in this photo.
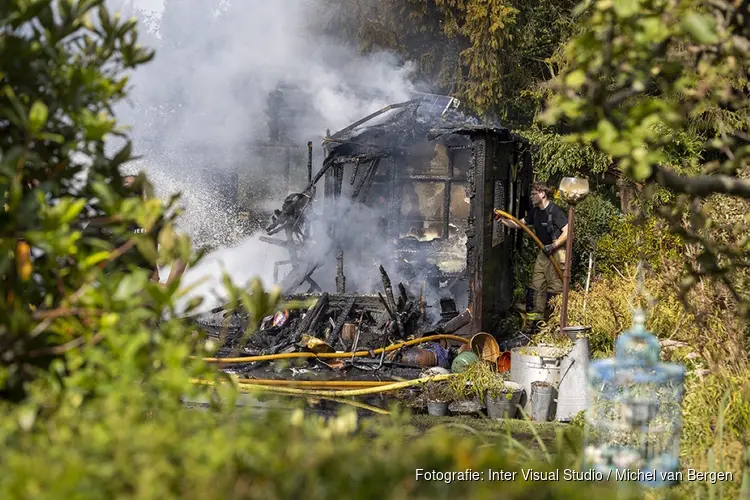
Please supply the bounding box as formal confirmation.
[397,282,408,311]
[419,281,426,318]
[336,249,345,294]
[440,308,473,334]
[379,265,396,311]
[466,132,519,333]
[350,159,360,185]
[357,158,381,204]
[306,141,313,238]
[379,265,405,337]
[295,293,329,341]
[307,141,313,184]
[307,296,329,338]
[327,297,355,347]
[351,158,380,202]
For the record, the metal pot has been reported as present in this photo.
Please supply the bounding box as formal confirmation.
[427,401,450,416]
[510,346,565,414]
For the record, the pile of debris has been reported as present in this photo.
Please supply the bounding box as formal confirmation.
[195,265,476,380]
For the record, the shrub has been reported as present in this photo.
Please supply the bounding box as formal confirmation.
[596,216,683,279]
[556,192,622,287]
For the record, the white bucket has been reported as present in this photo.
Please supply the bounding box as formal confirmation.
[510,345,568,415]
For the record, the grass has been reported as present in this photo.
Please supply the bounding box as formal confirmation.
[409,415,578,454]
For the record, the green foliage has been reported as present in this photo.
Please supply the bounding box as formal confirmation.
[324,0,580,123]
[596,216,683,279]
[520,127,613,181]
[0,2,636,498]
[678,372,750,499]
[0,0,180,400]
[449,360,505,403]
[540,0,750,319]
[557,192,622,286]
[1,1,748,499]
[0,390,641,499]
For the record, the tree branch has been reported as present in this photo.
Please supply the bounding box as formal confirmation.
[651,165,750,198]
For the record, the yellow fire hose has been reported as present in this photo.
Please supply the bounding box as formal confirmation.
[198,334,469,364]
[191,373,456,398]
[319,396,391,415]
[236,378,393,389]
[493,209,564,281]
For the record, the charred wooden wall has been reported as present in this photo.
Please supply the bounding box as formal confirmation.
[467,133,530,334]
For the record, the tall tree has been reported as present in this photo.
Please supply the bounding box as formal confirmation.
[540,0,750,318]
[322,0,580,125]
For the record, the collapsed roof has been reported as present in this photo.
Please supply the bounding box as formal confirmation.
[322,92,526,158]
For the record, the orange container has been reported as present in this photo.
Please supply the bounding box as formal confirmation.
[497,351,511,373]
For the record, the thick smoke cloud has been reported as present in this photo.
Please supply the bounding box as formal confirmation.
[113,0,429,313]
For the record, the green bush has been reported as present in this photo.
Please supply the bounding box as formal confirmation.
[556,192,622,287]
[596,216,683,279]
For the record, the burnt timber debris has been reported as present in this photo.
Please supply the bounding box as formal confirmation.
[197,92,534,391]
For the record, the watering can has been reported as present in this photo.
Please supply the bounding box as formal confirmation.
[556,325,591,422]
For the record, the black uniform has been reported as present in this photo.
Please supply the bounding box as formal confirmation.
[525,203,568,246]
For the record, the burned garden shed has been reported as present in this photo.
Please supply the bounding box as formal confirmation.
[265,93,533,336]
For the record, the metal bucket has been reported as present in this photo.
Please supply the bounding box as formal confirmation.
[530,381,555,421]
[485,382,523,419]
[510,345,566,414]
[427,401,449,416]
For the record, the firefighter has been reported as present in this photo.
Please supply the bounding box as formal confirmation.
[495,182,568,329]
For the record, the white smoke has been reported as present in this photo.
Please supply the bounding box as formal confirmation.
[111,0,423,311]
[170,234,283,315]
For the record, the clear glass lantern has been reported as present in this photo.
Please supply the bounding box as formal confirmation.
[584,307,686,487]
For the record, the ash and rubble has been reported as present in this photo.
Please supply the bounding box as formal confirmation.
[194,93,533,384]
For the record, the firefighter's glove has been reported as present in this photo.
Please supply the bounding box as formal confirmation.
[543,244,556,256]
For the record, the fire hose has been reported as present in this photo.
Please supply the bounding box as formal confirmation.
[191,373,456,398]
[236,379,393,389]
[493,209,564,281]
[198,334,469,364]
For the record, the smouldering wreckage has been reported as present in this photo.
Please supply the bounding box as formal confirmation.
[196,93,534,397]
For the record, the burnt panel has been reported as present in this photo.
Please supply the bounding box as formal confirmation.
[468,134,517,334]
[451,149,472,178]
[492,180,505,247]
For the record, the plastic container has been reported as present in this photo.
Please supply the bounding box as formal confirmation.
[485,381,523,419]
[497,351,511,373]
[451,351,479,373]
[530,381,554,421]
[510,346,566,414]
[427,401,449,416]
